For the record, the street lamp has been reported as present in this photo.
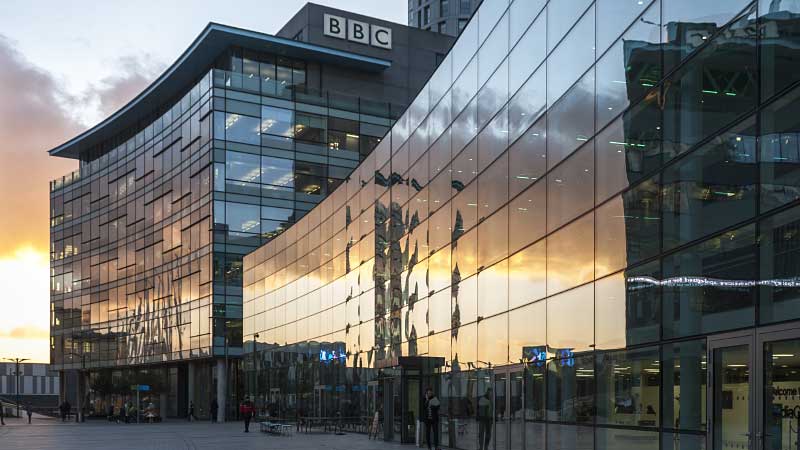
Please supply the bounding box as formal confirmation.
[4,357,30,419]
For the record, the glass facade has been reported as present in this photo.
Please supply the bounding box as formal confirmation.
[49,45,401,418]
[243,0,800,448]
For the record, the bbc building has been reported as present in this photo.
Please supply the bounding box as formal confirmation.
[48,4,453,421]
[241,0,800,449]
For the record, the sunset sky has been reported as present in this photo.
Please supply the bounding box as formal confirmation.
[0,0,406,362]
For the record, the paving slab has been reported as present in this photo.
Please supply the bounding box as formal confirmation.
[0,418,412,450]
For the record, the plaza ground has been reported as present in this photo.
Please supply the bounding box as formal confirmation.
[0,416,407,450]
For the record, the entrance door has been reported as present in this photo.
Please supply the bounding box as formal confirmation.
[708,324,800,450]
[709,333,755,450]
[757,324,800,450]
[492,366,525,450]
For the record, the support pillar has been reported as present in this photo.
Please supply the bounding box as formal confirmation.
[187,362,195,419]
[216,359,226,423]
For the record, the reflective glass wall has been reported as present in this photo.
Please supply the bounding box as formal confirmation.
[243,0,800,447]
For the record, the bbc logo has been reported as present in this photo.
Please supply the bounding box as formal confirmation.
[324,14,392,50]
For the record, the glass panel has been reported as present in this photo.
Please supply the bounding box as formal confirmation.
[478,11,509,87]
[712,345,750,450]
[509,116,547,197]
[547,0,594,53]
[596,346,660,427]
[662,225,757,339]
[595,1,661,130]
[546,5,595,107]
[596,0,658,55]
[662,117,757,250]
[661,4,758,160]
[509,300,546,361]
[662,339,707,433]
[223,113,260,145]
[759,207,800,325]
[763,338,800,450]
[510,0,545,46]
[547,213,594,296]
[261,157,294,188]
[494,372,508,450]
[509,180,546,255]
[225,151,261,183]
[509,370,524,450]
[478,313,509,366]
[547,283,594,355]
[760,84,800,213]
[595,179,661,278]
[597,262,661,349]
[597,428,660,450]
[509,14,546,96]
[760,0,800,101]
[547,69,595,169]
[546,355,594,424]
[261,105,294,137]
[509,67,546,143]
[547,141,594,232]
[595,98,662,203]
[662,0,754,72]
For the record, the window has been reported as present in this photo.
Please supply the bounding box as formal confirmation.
[759,207,800,324]
[760,84,800,213]
[225,202,260,233]
[438,21,447,34]
[440,0,449,16]
[261,106,293,138]
[261,157,293,189]
[424,5,431,25]
[459,0,470,14]
[222,113,260,145]
[294,113,327,143]
[596,346,660,426]
[662,225,757,339]
[225,151,260,183]
[458,19,468,31]
[294,162,326,196]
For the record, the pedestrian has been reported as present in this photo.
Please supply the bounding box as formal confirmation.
[26,402,33,424]
[423,388,441,450]
[188,401,196,422]
[239,399,254,433]
[1,401,5,425]
[210,398,219,423]
[120,402,128,424]
[107,403,114,422]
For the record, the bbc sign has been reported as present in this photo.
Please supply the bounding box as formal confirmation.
[323,14,392,50]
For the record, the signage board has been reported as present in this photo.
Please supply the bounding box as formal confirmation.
[324,14,392,50]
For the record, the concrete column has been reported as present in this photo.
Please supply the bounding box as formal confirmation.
[187,362,195,418]
[216,359,226,423]
[160,392,168,420]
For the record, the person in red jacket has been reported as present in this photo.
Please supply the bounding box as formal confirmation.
[239,400,254,433]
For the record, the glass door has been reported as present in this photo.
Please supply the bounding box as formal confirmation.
[491,366,525,450]
[757,325,800,450]
[709,333,755,450]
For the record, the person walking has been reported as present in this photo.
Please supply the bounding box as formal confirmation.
[188,401,196,422]
[239,400,254,433]
[423,388,441,450]
[1,401,5,425]
[26,402,33,424]
[210,398,219,423]
[120,402,127,424]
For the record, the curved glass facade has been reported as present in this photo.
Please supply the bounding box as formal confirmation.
[243,0,800,448]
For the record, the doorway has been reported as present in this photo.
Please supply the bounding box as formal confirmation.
[708,323,800,450]
[490,365,525,450]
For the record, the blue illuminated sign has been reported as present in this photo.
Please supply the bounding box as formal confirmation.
[319,349,345,362]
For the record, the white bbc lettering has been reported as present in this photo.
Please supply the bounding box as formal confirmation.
[370,25,392,50]
[323,13,392,50]
[347,19,370,45]
[323,14,346,39]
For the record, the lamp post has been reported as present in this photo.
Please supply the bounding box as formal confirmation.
[4,357,30,418]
